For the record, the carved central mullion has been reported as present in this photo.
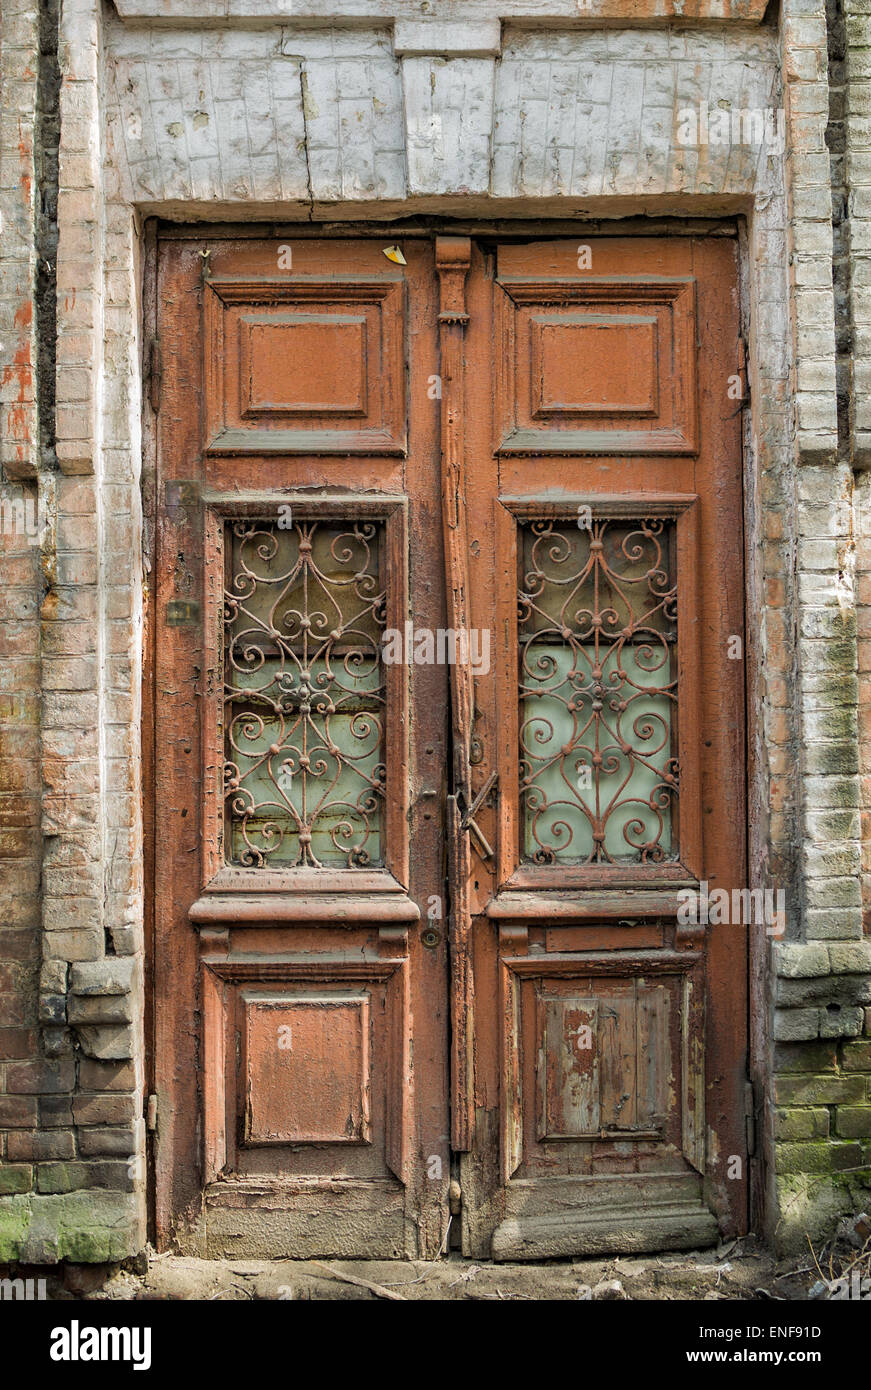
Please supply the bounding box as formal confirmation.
[435,237,474,795]
[435,236,476,1154]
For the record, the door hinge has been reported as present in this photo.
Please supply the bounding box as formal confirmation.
[146,336,162,414]
[146,1093,159,1132]
[744,1079,756,1158]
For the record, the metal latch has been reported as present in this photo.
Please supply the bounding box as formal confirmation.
[461,770,497,862]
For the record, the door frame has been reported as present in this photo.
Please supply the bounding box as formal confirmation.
[140,214,760,1249]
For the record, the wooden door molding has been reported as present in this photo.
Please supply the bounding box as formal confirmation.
[195,492,415,915]
[200,945,410,1189]
[494,275,699,455]
[493,492,704,893]
[203,274,408,455]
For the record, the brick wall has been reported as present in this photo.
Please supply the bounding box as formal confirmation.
[0,0,46,1242]
[0,0,869,1263]
[844,0,871,943]
[0,512,41,1218]
[1,0,145,1262]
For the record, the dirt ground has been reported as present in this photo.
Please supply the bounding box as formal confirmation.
[39,1237,831,1301]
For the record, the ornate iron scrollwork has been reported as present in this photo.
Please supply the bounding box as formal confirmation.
[223,518,386,868]
[518,516,679,865]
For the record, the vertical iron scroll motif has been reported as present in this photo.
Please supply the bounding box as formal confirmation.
[223,518,386,867]
[519,516,679,864]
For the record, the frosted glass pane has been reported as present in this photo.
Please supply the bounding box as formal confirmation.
[519,518,678,865]
[224,520,385,868]
[522,644,674,862]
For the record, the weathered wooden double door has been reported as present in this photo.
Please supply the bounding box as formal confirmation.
[149,230,747,1259]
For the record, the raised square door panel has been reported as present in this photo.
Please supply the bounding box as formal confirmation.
[495,276,698,455]
[241,315,367,418]
[536,983,670,1143]
[241,991,371,1147]
[204,275,407,454]
[531,315,659,418]
[201,957,409,1185]
[501,952,704,1182]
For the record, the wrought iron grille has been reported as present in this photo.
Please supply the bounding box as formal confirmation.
[223,518,386,868]
[518,516,678,864]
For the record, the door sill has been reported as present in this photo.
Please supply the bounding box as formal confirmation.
[491,1201,719,1261]
[180,1178,409,1260]
[204,1176,402,1204]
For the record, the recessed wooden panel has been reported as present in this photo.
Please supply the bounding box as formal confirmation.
[204,276,406,454]
[240,314,367,418]
[530,314,658,417]
[496,276,698,454]
[201,953,410,1190]
[242,991,371,1146]
[536,981,669,1142]
[500,951,704,1185]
